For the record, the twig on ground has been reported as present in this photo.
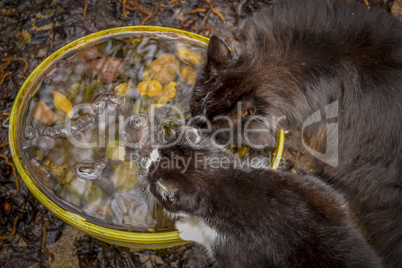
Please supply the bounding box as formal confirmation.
[0,216,19,240]
[83,0,88,19]
[41,221,55,262]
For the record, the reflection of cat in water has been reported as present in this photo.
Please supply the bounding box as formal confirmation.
[147,128,380,267]
[190,0,402,266]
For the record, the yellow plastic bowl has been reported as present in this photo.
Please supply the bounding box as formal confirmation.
[9,26,284,249]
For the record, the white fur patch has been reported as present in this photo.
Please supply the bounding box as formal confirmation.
[174,215,221,258]
[176,217,204,244]
[144,148,160,169]
[150,149,160,162]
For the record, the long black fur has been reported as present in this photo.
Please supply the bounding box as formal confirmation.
[147,129,381,267]
[190,0,402,266]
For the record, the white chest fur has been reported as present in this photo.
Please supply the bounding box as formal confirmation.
[174,215,221,259]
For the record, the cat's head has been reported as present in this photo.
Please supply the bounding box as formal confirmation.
[190,35,304,149]
[146,127,234,216]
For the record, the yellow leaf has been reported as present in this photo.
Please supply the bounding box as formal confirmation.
[177,47,203,66]
[181,66,197,85]
[106,140,126,161]
[163,82,177,99]
[32,100,57,125]
[19,29,32,47]
[112,161,139,192]
[114,82,131,97]
[149,53,180,84]
[52,90,73,118]
[137,81,148,96]
[146,80,163,98]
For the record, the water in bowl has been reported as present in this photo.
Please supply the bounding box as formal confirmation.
[20,33,207,232]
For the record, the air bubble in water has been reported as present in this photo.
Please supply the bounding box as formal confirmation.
[92,92,130,113]
[42,114,94,138]
[93,100,107,113]
[91,94,110,113]
[43,127,51,136]
[43,76,53,86]
[130,114,148,129]
[24,126,37,140]
[54,128,61,135]
[83,114,95,122]
[108,96,122,109]
[43,125,65,138]
[59,124,67,134]
[72,158,108,181]
[157,123,176,144]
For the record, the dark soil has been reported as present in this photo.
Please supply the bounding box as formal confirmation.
[0,0,400,267]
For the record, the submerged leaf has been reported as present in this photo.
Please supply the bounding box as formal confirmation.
[52,90,73,118]
[85,184,103,204]
[163,82,177,99]
[86,57,124,84]
[114,82,131,97]
[67,179,102,207]
[149,53,180,84]
[106,140,126,161]
[180,66,197,86]
[177,47,203,66]
[112,161,139,192]
[147,80,163,98]
[137,81,148,96]
[32,100,58,126]
[67,83,84,102]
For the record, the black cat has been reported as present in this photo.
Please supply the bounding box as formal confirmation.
[189,0,402,266]
[147,128,381,267]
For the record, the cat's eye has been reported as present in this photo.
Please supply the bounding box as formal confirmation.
[241,108,255,118]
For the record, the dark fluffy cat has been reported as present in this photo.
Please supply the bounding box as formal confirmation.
[190,0,402,266]
[146,128,380,267]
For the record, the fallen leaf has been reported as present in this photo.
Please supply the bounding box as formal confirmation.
[32,100,58,126]
[52,90,73,118]
[177,47,203,66]
[85,57,124,84]
[114,82,131,97]
[149,53,180,84]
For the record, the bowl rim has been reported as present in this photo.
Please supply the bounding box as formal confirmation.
[9,25,284,247]
[9,26,210,247]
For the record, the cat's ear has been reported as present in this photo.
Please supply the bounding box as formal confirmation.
[206,35,232,68]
